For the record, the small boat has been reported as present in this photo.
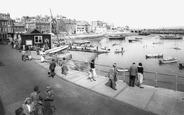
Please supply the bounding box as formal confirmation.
[109,35,126,40]
[160,35,183,40]
[153,41,163,44]
[146,54,163,59]
[159,57,178,64]
[135,37,142,40]
[138,32,150,36]
[112,43,118,46]
[173,47,181,50]
[179,63,184,69]
[128,39,139,43]
[114,49,125,53]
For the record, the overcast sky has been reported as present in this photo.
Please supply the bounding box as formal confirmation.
[1,0,184,29]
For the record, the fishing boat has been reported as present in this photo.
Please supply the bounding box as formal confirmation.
[114,49,125,53]
[128,38,139,43]
[160,35,183,40]
[109,34,126,40]
[159,57,178,64]
[146,54,163,59]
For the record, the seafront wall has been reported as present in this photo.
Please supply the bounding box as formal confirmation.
[52,33,106,40]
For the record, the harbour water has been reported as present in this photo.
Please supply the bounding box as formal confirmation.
[71,35,184,91]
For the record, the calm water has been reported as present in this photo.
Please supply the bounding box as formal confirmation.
[87,35,184,77]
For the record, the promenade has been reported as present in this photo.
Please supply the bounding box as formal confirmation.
[32,51,184,115]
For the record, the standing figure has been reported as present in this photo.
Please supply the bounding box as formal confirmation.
[129,62,138,87]
[40,49,46,63]
[11,40,14,49]
[137,62,144,88]
[90,59,96,81]
[49,59,56,78]
[43,85,56,114]
[22,97,34,115]
[60,58,68,75]
[30,86,42,110]
[21,50,26,61]
[36,45,40,55]
[108,63,119,90]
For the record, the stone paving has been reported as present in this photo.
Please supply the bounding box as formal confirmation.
[32,51,184,115]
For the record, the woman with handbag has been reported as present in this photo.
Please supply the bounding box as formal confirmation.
[108,63,119,90]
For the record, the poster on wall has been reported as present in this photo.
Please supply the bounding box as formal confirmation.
[26,40,32,45]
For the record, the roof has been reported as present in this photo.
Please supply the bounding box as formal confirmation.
[0,13,13,21]
[25,29,41,34]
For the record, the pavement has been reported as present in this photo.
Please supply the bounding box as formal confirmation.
[31,51,184,115]
[0,45,156,115]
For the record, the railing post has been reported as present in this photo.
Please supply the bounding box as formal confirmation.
[175,75,178,91]
[123,69,126,82]
[98,65,101,76]
[155,72,158,87]
[78,61,80,71]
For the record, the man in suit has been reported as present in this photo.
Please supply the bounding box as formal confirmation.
[49,59,56,78]
[129,62,138,87]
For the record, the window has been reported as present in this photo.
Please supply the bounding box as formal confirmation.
[34,36,43,44]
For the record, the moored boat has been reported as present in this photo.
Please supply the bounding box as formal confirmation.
[146,54,163,59]
[109,35,126,40]
[128,39,139,42]
[114,49,125,53]
[159,57,178,64]
[160,35,183,40]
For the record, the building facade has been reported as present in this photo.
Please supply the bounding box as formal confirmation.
[0,13,14,41]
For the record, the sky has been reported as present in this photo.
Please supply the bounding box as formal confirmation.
[1,0,184,29]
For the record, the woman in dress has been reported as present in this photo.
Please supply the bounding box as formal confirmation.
[22,97,34,115]
[108,63,119,90]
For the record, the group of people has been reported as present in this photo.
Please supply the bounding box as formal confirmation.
[16,85,55,115]
[48,58,69,78]
[107,62,144,90]
[21,48,32,62]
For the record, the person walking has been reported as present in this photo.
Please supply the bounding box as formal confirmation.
[137,62,144,88]
[21,50,26,62]
[90,59,96,81]
[11,40,14,49]
[49,59,56,78]
[40,49,46,63]
[129,62,138,87]
[108,63,119,90]
[43,85,56,114]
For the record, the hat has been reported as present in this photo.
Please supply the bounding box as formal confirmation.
[24,97,31,104]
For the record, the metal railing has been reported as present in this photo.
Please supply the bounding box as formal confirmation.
[70,59,184,92]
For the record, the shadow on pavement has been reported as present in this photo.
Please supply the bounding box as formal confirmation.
[0,97,5,115]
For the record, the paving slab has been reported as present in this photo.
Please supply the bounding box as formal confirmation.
[5,101,23,115]
[115,85,157,109]
[74,76,107,89]
[63,72,86,82]
[146,88,178,115]
[173,91,184,115]
[92,80,127,98]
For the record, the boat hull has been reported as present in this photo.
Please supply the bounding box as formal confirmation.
[146,54,163,59]
[109,36,125,40]
[159,59,178,64]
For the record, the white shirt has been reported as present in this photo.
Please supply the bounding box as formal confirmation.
[26,104,31,112]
